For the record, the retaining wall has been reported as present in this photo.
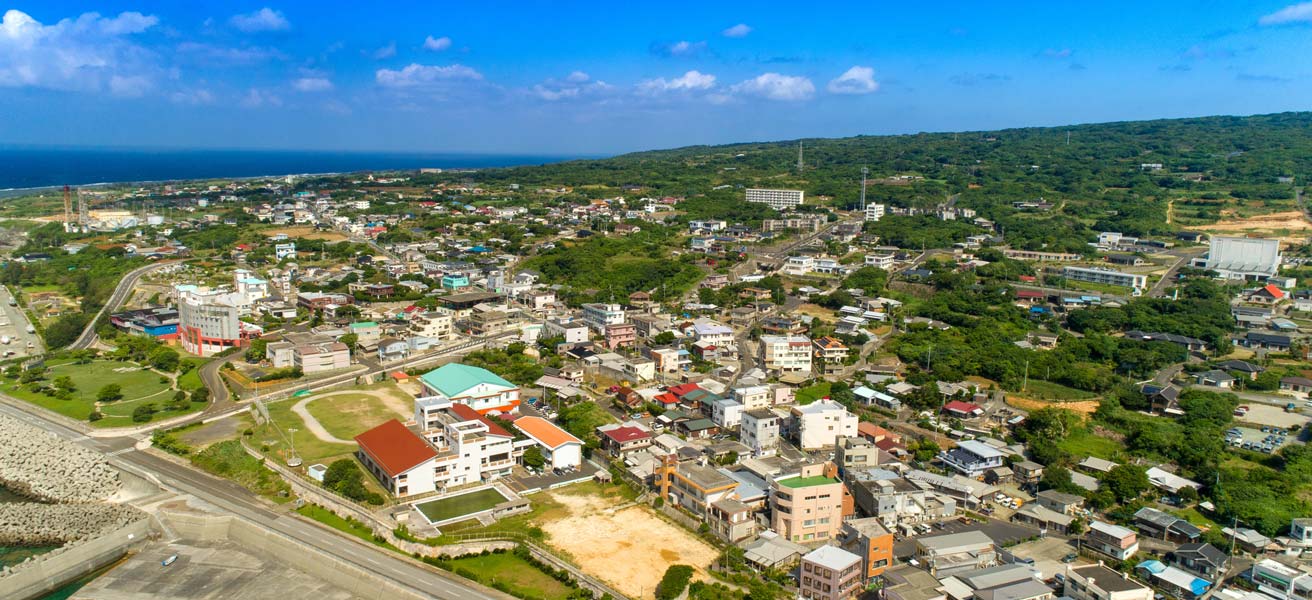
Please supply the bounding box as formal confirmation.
[0,518,152,600]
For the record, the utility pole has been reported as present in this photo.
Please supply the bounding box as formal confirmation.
[797,141,804,173]
[1022,359,1030,392]
[860,166,868,212]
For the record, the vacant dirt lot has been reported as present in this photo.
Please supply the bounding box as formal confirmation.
[539,491,718,599]
[1188,211,1312,237]
[261,226,348,241]
[1006,396,1100,417]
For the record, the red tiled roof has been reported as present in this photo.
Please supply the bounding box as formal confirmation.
[603,426,652,443]
[1016,290,1044,299]
[354,419,437,478]
[654,392,679,405]
[943,400,983,414]
[449,403,512,437]
[1262,284,1285,299]
[667,383,701,397]
[389,371,409,380]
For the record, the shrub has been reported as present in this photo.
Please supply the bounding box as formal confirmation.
[656,565,694,600]
[131,403,158,423]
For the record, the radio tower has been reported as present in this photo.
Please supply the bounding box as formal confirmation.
[77,188,88,228]
[860,166,869,211]
[797,141,804,173]
[62,185,73,232]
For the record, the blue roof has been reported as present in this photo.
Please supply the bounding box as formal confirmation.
[1137,559,1166,574]
[419,363,515,398]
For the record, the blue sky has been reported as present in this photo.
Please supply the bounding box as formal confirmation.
[1,1,1310,155]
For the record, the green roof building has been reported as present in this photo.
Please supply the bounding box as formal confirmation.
[418,363,520,415]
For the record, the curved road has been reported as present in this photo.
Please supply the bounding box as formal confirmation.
[70,260,180,350]
[0,398,509,600]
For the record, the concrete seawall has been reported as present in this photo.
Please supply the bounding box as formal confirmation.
[0,518,152,600]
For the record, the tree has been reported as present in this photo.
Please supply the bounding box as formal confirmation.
[338,333,359,348]
[245,338,269,362]
[53,375,75,392]
[1103,464,1151,502]
[653,331,677,345]
[97,384,123,402]
[131,403,157,423]
[656,565,694,600]
[43,313,90,349]
[322,458,384,505]
[148,346,181,372]
[523,446,546,470]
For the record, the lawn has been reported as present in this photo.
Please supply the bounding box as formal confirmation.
[191,440,291,502]
[3,358,198,427]
[416,488,510,524]
[1017,379,1097,401]
[177,358,209,391]
[1058,428,1123,460]
[296,504,391,548]
[304,391,407,441]
[251,397,355,464]
[795,382,832,405]
[446,551,575,600]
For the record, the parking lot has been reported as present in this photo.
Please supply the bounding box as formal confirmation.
[1226,425,1298,454]
[1006,535,1084,579]
[1236,402,1312,430]
[0,286,43,358]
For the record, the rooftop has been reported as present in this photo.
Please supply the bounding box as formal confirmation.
[513,416,581,449]
[420,362,516,398]
[776,474,840,489]
[354,419,437,477]
[803,545,861,571]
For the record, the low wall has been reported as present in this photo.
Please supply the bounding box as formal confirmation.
[0,518,152,600]
[161,510,430,600]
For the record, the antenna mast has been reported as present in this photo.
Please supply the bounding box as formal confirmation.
[797,141,803,173]
[860,166,868,211]
[62,185,73,232]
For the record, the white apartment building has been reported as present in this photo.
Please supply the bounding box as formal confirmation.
[746,188,805,210]
[691,319,735,347]
[581,303,625,333]
[177,285,254,357]
[545,318,590,344]
[761,335,813,374]
[1251,559,1312,600]
[732,385,773,410]
[355,403,517,499]
[1062,266,1148,289]
[709,398,745,430]
[274,242,297,259]
[792,400,859,450]
[741,408,781,456]
[1064,564,1152,600]
[783,256,816,276]
[233,269,269,305]
[409,309,455,341]
[865,203,886,222]
[294,341,351,373]
[416,363,521,415]
[865,253,895,270]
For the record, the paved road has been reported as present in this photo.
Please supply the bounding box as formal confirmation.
[1148,247,1207,298]
[0,397,510,600]
[70,260,180,350]
[0,285,43,357]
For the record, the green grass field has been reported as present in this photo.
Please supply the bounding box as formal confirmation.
[416,488,509,524]
[252,397,355,464]
[795,382,832,405]
[1058,429,1123,460]
[303,391,407,441]
[446,552,575,600]
[296,504,390,548]
[1019,379,1098,401]
[3,358,199,427]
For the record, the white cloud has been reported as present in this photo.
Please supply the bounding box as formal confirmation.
[722,23,752,38]
[638,70,717,95]
[652,40,707,57]
[293,77,333,92]
[533,72,612,101]
[240,88,282,108]
[0,9,162,95]
[375,63,483,88]
[370,42,396,59]
[229,7,290,33]
[423,35,452,51]
[176,42,284,66]
[169,88,215,105]
[1260,2,1312,25]
[731,72,814,101]
[826,66,879,95]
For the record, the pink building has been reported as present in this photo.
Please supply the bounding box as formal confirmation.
[605,322,637,350]
[799,545,863,600]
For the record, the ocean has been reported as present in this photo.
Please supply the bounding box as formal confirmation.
[0,147,582,192]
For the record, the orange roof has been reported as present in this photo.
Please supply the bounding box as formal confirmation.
[513,416,582,449]
[389,371,410,380]
[1262,284,1285,299]
[354,419,437,478]
[448,403,512,437]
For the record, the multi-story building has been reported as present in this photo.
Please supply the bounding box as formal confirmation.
[355,406,516,498]
[733,385,773,410]
[650,347,691,375]
[799,545,863,600]
[783,256,817,276]
[691,319,735,347]
[1064,564,1152,600]
[409,309,454,341]
[763,216,825,232]
[761,335,813,374]
[661,460,739,517]
[109,307,180,340]
[544,318,590,344]
[294,342,351,373]
[598,424,653,456]
[742,409,782,456]
[771,463,846,544]
[864,253,895,270]
[1084,520,1140,560]
[813,336,850,363]
[709,397,745,430]
[913,530,998,577]
[839,517,894,579]
[1196,236,1281,281]
[1061,266,1148,289]
[792,400,858,450]
[864,203,886,222]
[939,440,1006,478]
[834,436,878,476]
[512,416,583,470]
[604,322,637,350]
[581,303,625,333]
[177,286,256,357]
[416,362,520,416]
[708,498,758,544]
[296,291,353,311]
[1250,558,1312,600]
[746,188,805,210]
